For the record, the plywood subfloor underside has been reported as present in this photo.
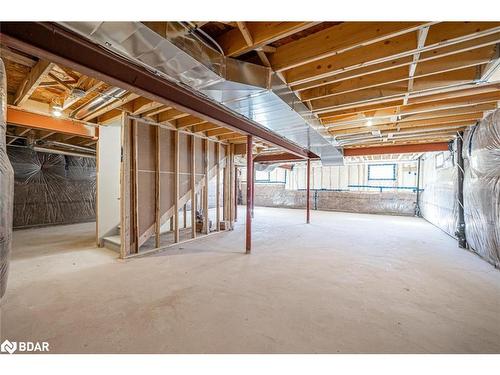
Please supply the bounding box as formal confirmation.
[2,207,500,353]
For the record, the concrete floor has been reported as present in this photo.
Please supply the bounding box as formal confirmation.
[1,207,500,353]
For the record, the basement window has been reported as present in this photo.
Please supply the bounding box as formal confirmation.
[255,170,271,182]
[368,164,396,181]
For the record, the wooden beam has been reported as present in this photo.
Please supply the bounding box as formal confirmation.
[335,122,473,139]
[219,133,246,141]
[329,112,484,134]
[286,23,500,86]
[270,22,428,71]
[193,123,220,133]
[14,59,54,105]
[157,108,190,123]
[6,126,31,144]
[0,45,36,67]
[217,22,320,57]
[320,89,500,124]
[7,106,96,138]
[253,152,309,163]
[48,72,73,91]
[206,128,234,137]
[125,97,165,115]
[82,92,140,122]
[300,46,496,102]
[176,116,206,129]
[62,80,105,110]
[236,22,254,46]
[310,67,481,112]
[343,141,450,156]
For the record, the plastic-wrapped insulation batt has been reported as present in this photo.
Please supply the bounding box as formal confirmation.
[463,110,500,268]
[0,58,14,301]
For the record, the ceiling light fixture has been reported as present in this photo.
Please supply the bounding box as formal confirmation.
[52,105,63,118]
[366,119,373,126]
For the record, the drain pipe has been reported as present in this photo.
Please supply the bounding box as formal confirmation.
[456,132,467,248]
[0,58,15,302]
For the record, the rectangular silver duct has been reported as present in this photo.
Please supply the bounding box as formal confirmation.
[59,22,344,165]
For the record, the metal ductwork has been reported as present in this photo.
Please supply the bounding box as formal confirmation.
[72,86,127,119]
[59,22,343,165]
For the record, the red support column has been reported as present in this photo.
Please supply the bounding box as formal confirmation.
[306,158,311,224]
[246,135,253,254]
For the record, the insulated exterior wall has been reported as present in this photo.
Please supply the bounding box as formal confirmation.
[242,183,416,216]
[0,57,14,301]
[420,150,458,238]
[7,147,96,228]
[463,110,500,267]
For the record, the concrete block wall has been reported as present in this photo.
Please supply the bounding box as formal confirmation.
[242,183,416,216]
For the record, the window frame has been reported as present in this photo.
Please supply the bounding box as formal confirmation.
[367,163,397,181]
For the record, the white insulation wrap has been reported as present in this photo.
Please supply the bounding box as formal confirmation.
[420,149,458,238]
[0,58,15,300]
[463,110,500,267]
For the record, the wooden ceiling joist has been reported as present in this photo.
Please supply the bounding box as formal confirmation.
[13,59,54,106]
[216,22,320,57]
[343,142,450,156]
[3,21,499,152]
[270,22,429,72]
[300,46,496,102]
[311,67,483,112]
[285,23,500,87]
[82,92,140,122]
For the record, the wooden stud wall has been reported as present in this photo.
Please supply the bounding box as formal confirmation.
[120,116,235,258]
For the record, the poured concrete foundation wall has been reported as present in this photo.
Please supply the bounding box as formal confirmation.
[242,183,416,216]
